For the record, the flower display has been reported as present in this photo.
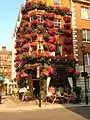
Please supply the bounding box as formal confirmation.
[15,1,79,85]
[68,67,80,77]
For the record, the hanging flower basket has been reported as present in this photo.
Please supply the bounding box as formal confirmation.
[48,13,56,21]
[63,15,71,23]
[64,45,73,54]
[64,29,72,37]
[64,23,71,29]
[64,38,73,45]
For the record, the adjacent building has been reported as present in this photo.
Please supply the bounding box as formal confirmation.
[0,46,12,80]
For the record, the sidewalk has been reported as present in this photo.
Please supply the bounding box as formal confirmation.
[0,96,90,112]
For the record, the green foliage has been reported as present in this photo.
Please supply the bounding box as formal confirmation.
[73,86,81,95]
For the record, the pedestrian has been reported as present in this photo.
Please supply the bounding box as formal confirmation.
[0,86,2,104]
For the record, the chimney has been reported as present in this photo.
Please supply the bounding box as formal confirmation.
[2,46,6,51]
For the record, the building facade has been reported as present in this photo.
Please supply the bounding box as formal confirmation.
[0,46,12,80]
[12,0,90,100]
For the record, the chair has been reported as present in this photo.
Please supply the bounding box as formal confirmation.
[51,91,64,104]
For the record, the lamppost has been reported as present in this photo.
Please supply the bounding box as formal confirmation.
[80,44,88,105]
[38,37,43,107]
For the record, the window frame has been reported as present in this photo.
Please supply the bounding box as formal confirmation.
[54,0,60,6]
[81,7,90,20]
[82,29,90,42]
[84,53,90,66]
[54,19,61,28]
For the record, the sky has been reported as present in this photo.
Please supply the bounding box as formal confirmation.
[0,0,25,51]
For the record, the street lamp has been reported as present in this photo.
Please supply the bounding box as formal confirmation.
[80,44,88,105]
[38,37,43,107]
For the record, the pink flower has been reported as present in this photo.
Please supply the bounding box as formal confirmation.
[43,51,50,58]
[31,20,39,25]
[37,53,42,58]
[48,13,55,19]
[64,15,71,22]
[49,45,56,52]
[23,43,30,48]
[49,37,56,43]
[48,20,54,28]
[64,30,72,36]
[48,67,55,74]
[21,73,28,77]
[64,38,72,45]
[74,71,80,77]
[15,56,20,61]
[48,29,56,36]
[64,23,71,29]
[31,42,37,47]
[25,64,31,69]
[69,68,75,73]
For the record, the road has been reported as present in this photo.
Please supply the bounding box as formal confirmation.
[0,107,90,120]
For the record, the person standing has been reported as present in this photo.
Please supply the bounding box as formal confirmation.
[0,85,2,104]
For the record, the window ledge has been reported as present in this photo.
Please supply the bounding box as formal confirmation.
[83,41,90,43]
[81,18,90,21]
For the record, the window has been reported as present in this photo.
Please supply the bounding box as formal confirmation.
[84,53,90,65]
[37,15,43,23]
[82,30,90,42]
[54,0,60,6]
[4,68,7,72]
[81,7,90,20]
[54,19,61,27]
[0,61,3,65]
